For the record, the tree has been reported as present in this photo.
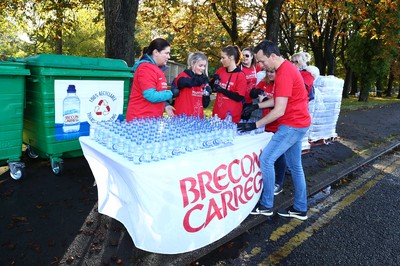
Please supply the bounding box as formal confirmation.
[346,0,399,101]
[104,0,139,66]
[263,0,285,43]
[209,0,264,46]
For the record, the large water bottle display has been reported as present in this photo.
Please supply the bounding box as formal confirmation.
[90,115,239,164]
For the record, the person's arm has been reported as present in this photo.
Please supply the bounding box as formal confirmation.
[258,97,275,109]
[177,75,208,89]
[256,96,287,128]
[238,96,287,133]
[215,86,244,102]
[143,88,173,103]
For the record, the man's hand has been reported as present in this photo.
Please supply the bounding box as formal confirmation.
[242,103,259,117]
[237,122,257,133]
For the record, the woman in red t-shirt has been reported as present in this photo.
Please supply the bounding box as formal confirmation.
[172,52,211,118]
[240,47,258,120]
[126,38,176,121]
[210,45,246,123]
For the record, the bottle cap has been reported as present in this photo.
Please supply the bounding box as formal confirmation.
[67,85,76,93]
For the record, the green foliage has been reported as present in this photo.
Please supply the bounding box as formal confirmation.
[0,16,26,60]
[62,8,105,57]
[0,0,399,98]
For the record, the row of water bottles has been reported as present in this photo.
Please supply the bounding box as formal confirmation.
[89,114,237,164]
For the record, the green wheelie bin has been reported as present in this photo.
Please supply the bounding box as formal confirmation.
[22,54,133,175]
[0,61,30,180]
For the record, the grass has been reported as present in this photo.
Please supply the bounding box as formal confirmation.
[340,96,399,110]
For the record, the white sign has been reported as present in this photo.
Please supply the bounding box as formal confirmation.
[54,80,124,140]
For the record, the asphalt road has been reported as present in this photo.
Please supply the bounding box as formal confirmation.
[1,103,400,265]
[196,148,400,265]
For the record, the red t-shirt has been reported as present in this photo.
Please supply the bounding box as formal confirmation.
[300,70,315,94]
[212,67,247,123]
[241,65,257,104]
[173,71,205,118]
[126,62,168,121]
[274,60,311,128]
[256,80,279,132]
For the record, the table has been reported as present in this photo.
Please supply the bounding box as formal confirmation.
[79,132,273,254]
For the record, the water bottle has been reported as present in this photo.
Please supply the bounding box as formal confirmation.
[127,141,135,161]
[117,133,125,155]
[203,84,211,96]
[123,137,131,159]
[142,141,153,163]
[132,141,143,164]
[159,137,168,160]
[226,110,232,123]
[90,122,97,140]
[152,140,161,162]
[226,124,235,143]
[111,130,119,152]
[62,84,81,133]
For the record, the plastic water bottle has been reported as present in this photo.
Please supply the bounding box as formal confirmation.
[152,140,161,161]
[132,141,143,164]
[90,123,96,140]
[111,131,119,152]
[127,141,135,161]
[203,84,211,96]
[62,84,81,133]
[142,141,153,163]
[226,110,232,123]
[117,133,125,155]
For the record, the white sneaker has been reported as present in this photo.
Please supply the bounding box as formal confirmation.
[274,184,283,195]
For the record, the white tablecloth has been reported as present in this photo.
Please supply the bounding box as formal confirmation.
[79,132,272,254]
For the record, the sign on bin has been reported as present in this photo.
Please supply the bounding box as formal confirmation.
[54,80,124,141]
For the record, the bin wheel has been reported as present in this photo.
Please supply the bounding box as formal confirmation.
[51,159,63,175]
[26,145,39,159]
[8,161,26,181]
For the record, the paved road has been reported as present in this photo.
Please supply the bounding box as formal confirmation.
[0,103,399,265]
[196,148,400,265]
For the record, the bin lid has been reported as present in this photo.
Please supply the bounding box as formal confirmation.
[23,54,131,71]
[0,61,30,76]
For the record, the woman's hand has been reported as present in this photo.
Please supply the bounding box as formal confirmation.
[165,105,176,117]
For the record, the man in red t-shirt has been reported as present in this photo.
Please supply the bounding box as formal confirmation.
[238,40,311,220]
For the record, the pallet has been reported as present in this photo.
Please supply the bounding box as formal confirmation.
[309,136,339,146]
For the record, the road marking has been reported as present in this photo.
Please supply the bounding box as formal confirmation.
[259,154,400,265]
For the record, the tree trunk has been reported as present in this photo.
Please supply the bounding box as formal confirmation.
[104,0,139,66]
[342,67,352,98]
[54,8,63,54]
[350,73,358,96]
[376,77,383,97]
[55,28,63,54]
[265,0,284,42]
[358,79,370,102]
[386,71,394,97]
